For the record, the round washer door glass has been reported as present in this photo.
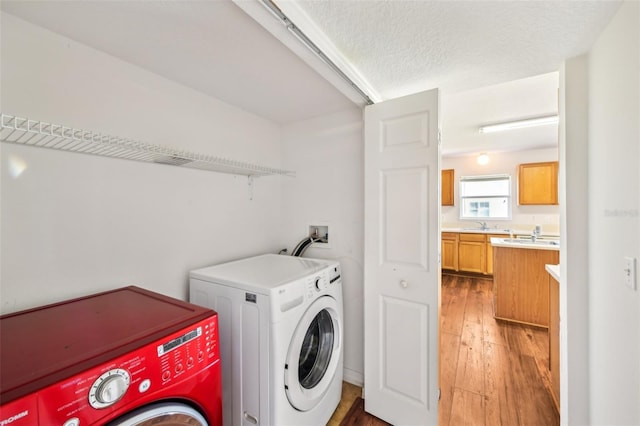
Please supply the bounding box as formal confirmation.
[298,309,334,389]
[285,295,341,412]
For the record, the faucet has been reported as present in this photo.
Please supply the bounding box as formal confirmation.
[476,221,488,231]
[531,225,541,241]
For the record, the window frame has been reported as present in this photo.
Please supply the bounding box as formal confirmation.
[459,174,512,220]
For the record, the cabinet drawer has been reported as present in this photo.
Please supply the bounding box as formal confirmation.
[459,233,486,242]
[442,232,458,240]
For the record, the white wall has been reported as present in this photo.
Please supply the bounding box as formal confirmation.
[280,109,365,385]
[441,148,560,233]
[586,1,639,423]
[559,54,590,425]
[0,13,286,312]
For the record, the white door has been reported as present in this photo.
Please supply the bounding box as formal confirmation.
[364,89,440,425]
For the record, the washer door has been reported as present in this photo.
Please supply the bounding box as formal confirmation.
[108,402,207,426]
[284,295,341,412]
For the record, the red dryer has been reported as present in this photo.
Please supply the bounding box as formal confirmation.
[0,286,222,426]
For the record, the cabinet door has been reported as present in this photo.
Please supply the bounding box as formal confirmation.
[458,241,486,273]
[518,161,559,205]
[441,239,458,271]
[441,169,454,206]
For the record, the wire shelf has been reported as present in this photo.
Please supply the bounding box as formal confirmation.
[0,113,295,178]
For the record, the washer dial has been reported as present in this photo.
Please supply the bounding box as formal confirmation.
[89,369,130,409]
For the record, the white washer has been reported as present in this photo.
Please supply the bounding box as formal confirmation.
[189,254,343,426]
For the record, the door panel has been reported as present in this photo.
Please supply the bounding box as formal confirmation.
[381,168,428,268]
[380,112,429,151]
[364,89,440,426]
[381,296,429,406]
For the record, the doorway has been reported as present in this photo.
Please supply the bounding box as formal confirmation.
[439,72,562,425]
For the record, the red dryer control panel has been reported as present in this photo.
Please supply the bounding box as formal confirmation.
[0,287,222,426]
[1,315,219,426]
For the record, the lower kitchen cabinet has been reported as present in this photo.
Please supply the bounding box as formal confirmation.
[441,232,459,270]
[493,246,559,327]
[548,271,560,411]
[441,232,502,275]
[485,234,504,275]
[458,233,486,273]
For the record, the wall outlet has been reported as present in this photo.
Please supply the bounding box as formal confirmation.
[624,257,637,290]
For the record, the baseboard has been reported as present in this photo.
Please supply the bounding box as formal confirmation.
[343,367,364,387]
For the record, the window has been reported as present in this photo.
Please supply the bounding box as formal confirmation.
[459,174,511,220]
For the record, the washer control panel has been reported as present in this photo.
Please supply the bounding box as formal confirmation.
[304,263,341,299]
[29,315,219,426]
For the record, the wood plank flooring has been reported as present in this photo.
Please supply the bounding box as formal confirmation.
[332,274,559,425]
[440,273,559,426]
[339,397,392,426]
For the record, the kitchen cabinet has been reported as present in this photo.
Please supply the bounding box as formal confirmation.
[548,269,560,411]
[518,161,559,205]
[484,234,505,275]
[493,245,559,327]
[441,232,459,270]
[441,232,505,275]
[441,169,455,206]
[457,233,486,274]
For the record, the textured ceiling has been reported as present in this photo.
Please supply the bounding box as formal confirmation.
[290,0,621,99]
[1,0,622,154]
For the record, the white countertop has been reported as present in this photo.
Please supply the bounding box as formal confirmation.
[546,264,560,281]
[442,227,560,237]
[490,237,560,251]
[442,227,510,234]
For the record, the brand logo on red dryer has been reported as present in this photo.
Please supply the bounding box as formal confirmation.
[0,409,29,425]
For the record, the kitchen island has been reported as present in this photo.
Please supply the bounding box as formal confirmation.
[491,238,560,327]
[546,264,561,411]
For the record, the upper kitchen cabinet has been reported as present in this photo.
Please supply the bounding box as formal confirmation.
[441,169,455,206]
[518,161,559,205]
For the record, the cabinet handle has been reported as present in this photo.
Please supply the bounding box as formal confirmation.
[400,280,409,288]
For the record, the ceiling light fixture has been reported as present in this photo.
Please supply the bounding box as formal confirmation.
[260,0,374,106]
[477,153,490,165]
[479,115,559,134]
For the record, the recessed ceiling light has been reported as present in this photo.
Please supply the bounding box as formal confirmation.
[477,153,490,165]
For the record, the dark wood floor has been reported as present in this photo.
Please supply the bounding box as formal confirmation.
[339,274,559,425]
[440,273,559,426]
[339,397,391,426]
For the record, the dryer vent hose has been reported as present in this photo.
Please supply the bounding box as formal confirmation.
[291,236,326,257]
